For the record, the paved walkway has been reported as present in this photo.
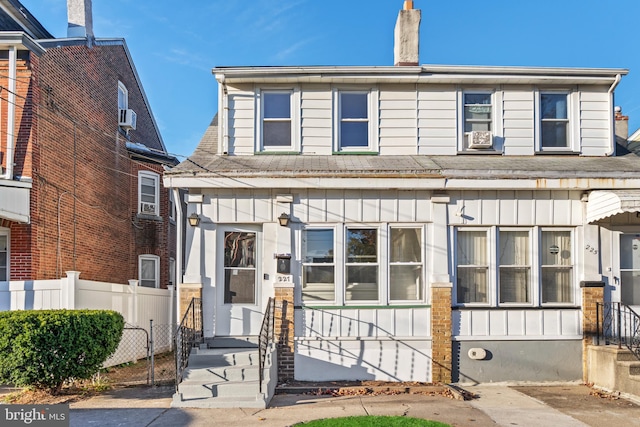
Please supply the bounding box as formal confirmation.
[65,383,640,427]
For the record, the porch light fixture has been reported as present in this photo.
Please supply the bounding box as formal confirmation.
[188,212,200,227]
[278,212,290,227]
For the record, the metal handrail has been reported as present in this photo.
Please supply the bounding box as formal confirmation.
[175,297,203,390]
[597,302,640,360]
[258,297,275,393]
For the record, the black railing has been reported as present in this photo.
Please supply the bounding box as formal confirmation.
[175,297,203,391]
[258,297,275,393]
[597,302,640,360]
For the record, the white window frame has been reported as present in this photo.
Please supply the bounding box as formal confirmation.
[256,88,300,152]
[138,170,160,216]
[301,227,337,304]
[453,226,576,307]
[139,254,160,288]
[169,257,176,287]
[118,81,128,110]
[0,229,9,282]
[388,225,425,302]
[334,88,379,152]
[457,89,503,152]
[535,89,578,152]
[169,189,176,221]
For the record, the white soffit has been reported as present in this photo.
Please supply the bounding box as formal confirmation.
[587,190,640,223]
[0,182,30,224]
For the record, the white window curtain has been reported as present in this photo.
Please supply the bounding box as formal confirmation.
[499,230,530,303]
[456,230,488,303]
[389,227,422,301]
[541,230,572,303]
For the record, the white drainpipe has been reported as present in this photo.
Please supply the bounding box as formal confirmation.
[5,46,16,180]
[606,73,622,156]
[172,185,183,326]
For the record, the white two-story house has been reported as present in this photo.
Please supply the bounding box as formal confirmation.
[165,2,639,385]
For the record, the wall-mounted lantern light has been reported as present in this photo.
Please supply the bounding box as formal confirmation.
[278,212,290,227]
[188,212,200,227]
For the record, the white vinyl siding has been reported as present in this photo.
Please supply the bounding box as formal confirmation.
[418,86,457,155]
[502,88,535,155]
[138,171,159,216]
[227,84,256,155]
[379,85,417,155]
[300,85,332,155]
[579,89,611,156]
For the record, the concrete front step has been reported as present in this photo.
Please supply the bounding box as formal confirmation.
[183,364,260,382]
[172,393,268,409]
[206,336,259,348]
[178,379,261,400]
[189,348,258,367]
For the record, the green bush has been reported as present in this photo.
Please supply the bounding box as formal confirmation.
[0,309,124,393]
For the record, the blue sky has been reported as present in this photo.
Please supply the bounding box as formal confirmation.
[20,0,640,159]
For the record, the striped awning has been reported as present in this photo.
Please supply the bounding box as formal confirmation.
[0,181,30,224]
[587,190,640,223]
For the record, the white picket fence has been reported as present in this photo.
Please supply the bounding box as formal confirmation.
[0,271,176,367]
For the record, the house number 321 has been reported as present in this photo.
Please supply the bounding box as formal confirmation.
[277,275,293,283]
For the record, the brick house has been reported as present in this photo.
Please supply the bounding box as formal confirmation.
[0,0,178,289]
[166,1,640,406]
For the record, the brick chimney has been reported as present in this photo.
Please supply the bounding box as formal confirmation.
[394,1,421,66]
[615,106,629,147]
[67,0,94,38]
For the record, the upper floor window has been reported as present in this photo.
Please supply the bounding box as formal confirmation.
[138,171,159,216]
[540,93,569,149]
[118,81,128,110]
[337,91,377,151]
[464,93,492,133]
[261,91,293,150]
[0,232,8,281]
[139,254,159,288]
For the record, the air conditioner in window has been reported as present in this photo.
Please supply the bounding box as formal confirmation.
[468,131,493,149]
[140,203,156,214]
[119,108,137,130]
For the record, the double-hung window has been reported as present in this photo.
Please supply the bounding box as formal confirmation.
[0,232,8,281]
[261,91,293,150]
[302,229,335,302]
[389,227,423,301]
[456,229,489,304]
[540,93,570,149]
[540,230,573,303]
[464,93,492,133]
[345,228,378,301]
[139,254,159,288]
[455,227,574,306]
[138,171,159,216]
[338,91,373,151]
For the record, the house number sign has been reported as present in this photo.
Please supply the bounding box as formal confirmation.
[277,274,293,283]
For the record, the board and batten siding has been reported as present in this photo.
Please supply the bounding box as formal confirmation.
[453,309,582,340]
[448,190,584,226]
[417,85,457,155]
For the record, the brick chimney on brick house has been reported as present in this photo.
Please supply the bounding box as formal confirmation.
[615,106,629,147]
[67,0,94,38]
[394,0,421,66]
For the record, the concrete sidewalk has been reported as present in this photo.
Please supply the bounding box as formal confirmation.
[68,384,640,427]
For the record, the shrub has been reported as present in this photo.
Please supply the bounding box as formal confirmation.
[0,309,124,393]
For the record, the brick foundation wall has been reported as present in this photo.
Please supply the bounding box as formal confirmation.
[431,283,452,383]
[179,284,202,322]
[275,284,294,382]
[581,281,604,383]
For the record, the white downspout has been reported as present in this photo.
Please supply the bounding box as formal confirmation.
[216,74,229,154]
[5,46,16,180]
[172,185,183,326]
[606,73,622,156]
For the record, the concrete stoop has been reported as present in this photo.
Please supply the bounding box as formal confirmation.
[172,342,276,409]
[587,345,640,401]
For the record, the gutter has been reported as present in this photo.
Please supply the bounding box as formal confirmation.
[606,73,622,156]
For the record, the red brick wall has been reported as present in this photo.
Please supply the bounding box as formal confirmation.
[3,43,174,286]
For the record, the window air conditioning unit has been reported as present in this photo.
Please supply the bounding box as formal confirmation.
[140,203,156,214]
[468,131,493,149]
[119,108,137,130]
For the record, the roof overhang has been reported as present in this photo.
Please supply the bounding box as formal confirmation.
[0,31,45,56]
[0,180,30,223]
[587,190,640,223]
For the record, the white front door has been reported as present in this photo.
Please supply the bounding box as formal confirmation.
[215,226,263,336]
[620,233,640,306]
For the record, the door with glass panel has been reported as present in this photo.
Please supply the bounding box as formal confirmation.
[215,227,262,336]
[620,234,640,306]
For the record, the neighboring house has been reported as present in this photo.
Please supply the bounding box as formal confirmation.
[0,0,178,290]
[165,2,638,385]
